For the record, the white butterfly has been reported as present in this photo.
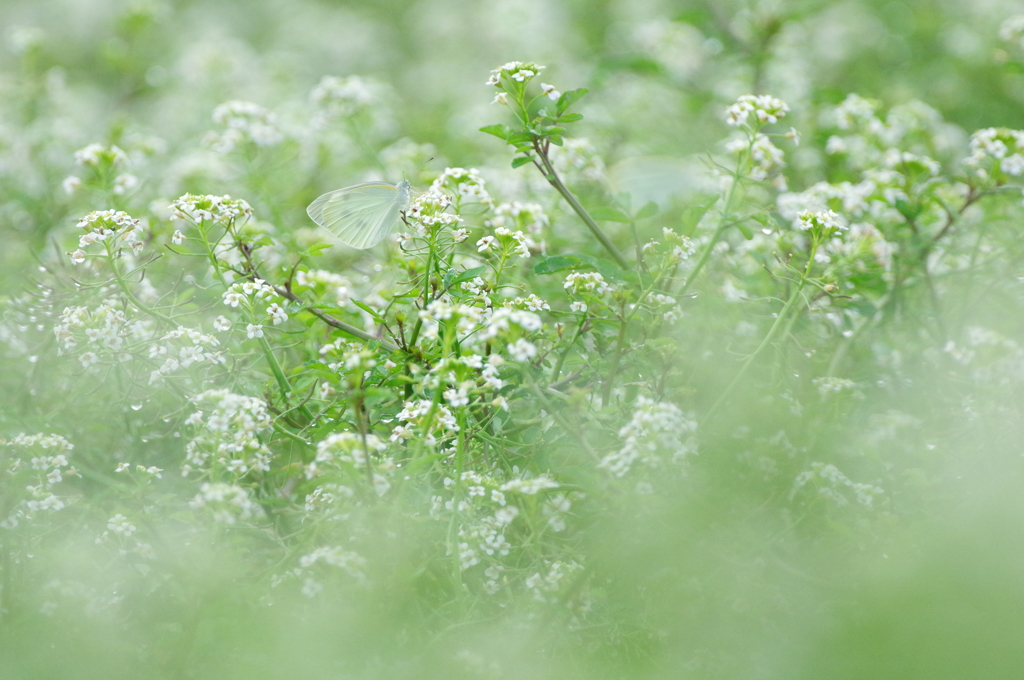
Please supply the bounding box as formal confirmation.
[306,180,412,249]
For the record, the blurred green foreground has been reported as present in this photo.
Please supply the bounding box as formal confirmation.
[3,0,1024,678]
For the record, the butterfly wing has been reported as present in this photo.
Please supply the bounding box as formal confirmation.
[307,182,404,249]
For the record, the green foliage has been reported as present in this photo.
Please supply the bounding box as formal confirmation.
[4,1,1024,679]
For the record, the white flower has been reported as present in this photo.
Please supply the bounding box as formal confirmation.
[725,94,789,127]
[267,303,288,325]
[477,235,497,253]
[246,324,263,339]
[62,176,81,194]
[540,83,560,100]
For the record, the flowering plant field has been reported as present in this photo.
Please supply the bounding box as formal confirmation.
[3,1,1024,678]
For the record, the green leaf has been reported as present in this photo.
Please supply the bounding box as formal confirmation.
[350,299,383,322]
[479,124,511,140]
[556,88,588,115]
[533,255,586,275]
[591,207,632,223]
[451,266,487,286]
[735,221,754,240]
[549,136,564,146]
[895,200,923,220]
[511,156,534,169]
[301,242,333,258]
[557,112,583,123]
[507,131,535,144]
[635,202,659,220]
[540,126,566,136]
[681,200,715,232]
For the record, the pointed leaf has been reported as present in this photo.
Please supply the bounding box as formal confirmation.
[533,255,585,275]
[556,88,588,115]
[635,202,659,220]
[507,131,536,144]
[451,266,487,286]
[479,124,511,140]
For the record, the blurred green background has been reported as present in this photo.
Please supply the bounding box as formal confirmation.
[4,0,1024,678]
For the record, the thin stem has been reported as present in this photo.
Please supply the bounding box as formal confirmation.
[533,140,629,269]
[550,314,587,382]
[107,250,176,326]
[274,285,398,351]
[679,167,742,296]
[702,240,819,426]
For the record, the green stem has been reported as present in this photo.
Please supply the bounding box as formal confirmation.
[276,286,398,351]
[702,241,819,426]
[550,314,587,382]
[534,141,629,269]
[108,250,176,326]
[602,307,629,405]
[679,168,742,296]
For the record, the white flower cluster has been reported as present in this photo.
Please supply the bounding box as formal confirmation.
[295,269,351,306]
[307,430,387,473]
[70,210,145,263]
[307,432,392,497]
[189,482,264,524]
[148,326,226,385]
[725,132,786,182]
[221,278,284,331]
[507,294,550,312]
[427,353,507,402]
[429,167,492,205]
[170,193,253,226]
[310,75,383,117]
[446,471,562,573]
[417,299,485,341]
[297,545,368,596]
[317,338,378,381]
[54,301,154,365]
[182,390,273,477]
[646,227,697,265]
[208,100,283,151]
[488,201,549,236]
[1,433,75,529]
[564,271,612,296]
[458,514,514,570]
[965,127,1024,179]
[486,61,545,86]
[483,308,543,362]
[476,227,534,258]
[391,399,460,446]
[725,94,789,127]
[65,143,138,197]
[790,462,883,508]
[812,376,858,394]
[796,209,846,234]
[106,514,137,537]
[833,94,879,131]
[524,559,582,602]
[500,474,559,495]
[404,192,462,238]
[598,397,697,479]
[73,142,128,167]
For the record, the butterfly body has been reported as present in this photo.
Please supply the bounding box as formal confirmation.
[306,180,411,249]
